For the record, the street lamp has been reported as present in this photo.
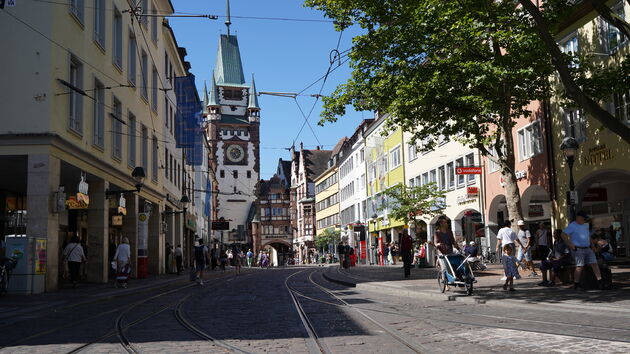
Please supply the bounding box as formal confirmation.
[560,137,580,221]
[106,166,146,196]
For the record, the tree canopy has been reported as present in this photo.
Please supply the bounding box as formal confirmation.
[315,227,341,249]
[379,183,447,226]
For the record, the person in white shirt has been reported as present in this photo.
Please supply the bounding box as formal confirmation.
[63,236,86,288]
[113,237,131,288]
[495,220,523,255]
[516,220,537,277]
[174,245,183,275]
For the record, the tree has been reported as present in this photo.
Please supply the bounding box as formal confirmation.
[379,183,447,227]
[305,0,555,224]
[315,227,341,251]
[518,0,630,144]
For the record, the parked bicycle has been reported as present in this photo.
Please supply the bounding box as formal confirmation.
[0,256,18,295]
[481,246,501,264]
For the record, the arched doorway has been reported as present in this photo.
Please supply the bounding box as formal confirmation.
[263,240,292,266]
[454,208,482,246]
[576,169,630,257]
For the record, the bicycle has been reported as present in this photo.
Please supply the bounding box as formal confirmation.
[481,247,500,264]
[0,256,18,295]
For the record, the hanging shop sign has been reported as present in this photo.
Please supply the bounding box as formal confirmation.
[117,195,127,215]
[111,215,123,226]
[455,166,483,175]
[65,196,88,209]
[76,174,90,206]
[583,144,614,166]
[466,186,479,198]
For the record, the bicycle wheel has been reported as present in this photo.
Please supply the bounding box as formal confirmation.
[437,271,447,293]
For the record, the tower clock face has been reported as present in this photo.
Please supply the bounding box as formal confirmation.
[226,144,245,163]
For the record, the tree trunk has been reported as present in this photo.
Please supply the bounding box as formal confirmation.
[518,0,630,145]
[498,121,524,228]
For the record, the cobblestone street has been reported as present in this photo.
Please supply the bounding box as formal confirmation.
[1,265,630,353]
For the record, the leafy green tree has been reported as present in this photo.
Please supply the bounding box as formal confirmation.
[316,227,341,250]
[305,0,555,224]
[379,183,447,226]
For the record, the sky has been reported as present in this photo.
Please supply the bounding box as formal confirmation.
[169,0,368,179]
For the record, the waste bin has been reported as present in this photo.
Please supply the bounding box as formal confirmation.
[5,235,47,294]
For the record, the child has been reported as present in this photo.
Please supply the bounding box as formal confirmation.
[502,244,522,291]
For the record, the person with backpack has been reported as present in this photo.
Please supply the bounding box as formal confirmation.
[194,239,209,285]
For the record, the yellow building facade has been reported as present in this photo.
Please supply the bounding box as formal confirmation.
[314,167,340,237]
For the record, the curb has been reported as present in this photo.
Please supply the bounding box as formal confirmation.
[322,270,356,287]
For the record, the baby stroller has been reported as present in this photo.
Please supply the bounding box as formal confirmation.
[115,263,131,288]
[436,253,476,295]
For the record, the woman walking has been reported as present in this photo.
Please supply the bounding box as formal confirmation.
[113,237,131,288]
[63,236,86,288]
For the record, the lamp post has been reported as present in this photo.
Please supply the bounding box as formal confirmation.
[560,137,580,221]
[106,166,146,196]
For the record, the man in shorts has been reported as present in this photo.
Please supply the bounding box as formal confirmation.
[516,220,537,277]
[561,211,603,290]
[194,239,209,286]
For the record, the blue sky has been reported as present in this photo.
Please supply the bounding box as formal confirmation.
[169,0,367,178]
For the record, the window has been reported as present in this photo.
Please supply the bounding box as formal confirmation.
[438,166,445,190]
[360,148,365,162]
[220,170,225,178]
[112,8,122,69]
[141,0,148,27]
[223,88,243,101]
[560,33,579,68]
[465,153,475,183]
[247,170,251,178]
[517,121,543,160]
[614,89,630,125]
[68,57,83,134]
[70,0,84,24]
[151,67,158,110]
[408,143,417,161]
[141,51,148,99]
[112,97,122,159]
[151,1,158,43]
[429,169,437,184]
[606,3,627,53]
[563,108,587,142]
[169,154,173,181]
[152,135,158,181]
[93,0,105,48]
[447,162,455,189]
[422,172,429,186]
[164,148,169,178]
[233,170,238,179]
[128,34,136,85]
[456,158,465,187]
[141,125,148,171]
[128,113,136,167]
[488,146,500,173]
[93,79,105,148]
[389,146,401,169]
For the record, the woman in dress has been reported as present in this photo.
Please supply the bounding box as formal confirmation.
[113,237,131,288]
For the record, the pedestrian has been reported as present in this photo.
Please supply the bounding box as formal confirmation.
[210,247,218,270]
[261,251,270,268]
[165,242,172,274]
[219,249,227,271]
[257,250,263,267]
[337,240,346,269]
[495,220,524,274]
[174,244,183,275]
[234,248,243,275]
[246,249,253,267]
[401,231,413,278]
[194,239,209,285]
[433,216,459,273]
[502,244,521,291]
[561,211,604,290]
[63,235,86,288]
[536,223,550,261]
[227,249,234,266]
[113,237,131,288]
[516,220,537,277]
[538,229,571,287]
[391,242,398,265]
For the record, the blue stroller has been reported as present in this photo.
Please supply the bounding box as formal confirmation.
[436,253,476,295]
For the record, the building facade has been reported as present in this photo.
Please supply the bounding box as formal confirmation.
[254,173,292,266]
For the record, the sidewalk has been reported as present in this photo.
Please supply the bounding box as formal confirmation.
[0,268,239,322]
[323,263,630,313]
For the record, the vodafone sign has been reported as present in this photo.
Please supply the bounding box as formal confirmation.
[456,166,483,175]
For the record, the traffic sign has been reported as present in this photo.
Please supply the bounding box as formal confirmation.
[456,166,483,175]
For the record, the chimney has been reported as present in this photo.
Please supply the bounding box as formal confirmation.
[300,142,303,150]
[316,145,321,150]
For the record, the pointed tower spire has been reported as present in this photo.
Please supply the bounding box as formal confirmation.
[225,0,232,36]
[202,80,209,115]
[208,73,219,107]
[248,74,260,110]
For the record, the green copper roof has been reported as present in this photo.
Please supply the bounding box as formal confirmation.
[214,34,245,86]
[248,74,260,109]
[208,75,219,106]
[221,114,249,124]
[202,81,209,114]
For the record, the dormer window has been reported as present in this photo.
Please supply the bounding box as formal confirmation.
[223,88,243,101]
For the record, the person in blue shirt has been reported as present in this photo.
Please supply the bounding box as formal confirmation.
[561,210,603,290]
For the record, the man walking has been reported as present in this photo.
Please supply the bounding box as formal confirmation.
[401,231,413,278]
[194,239,209,285]
[562,211,604,290]
[174,244,183,275]
[516,220,537,277]
[246,249,253,267]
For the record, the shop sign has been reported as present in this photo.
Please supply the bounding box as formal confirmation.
[65,196,88,209]
[500,170,527,187]
[187,218,196,229]
[117,195,127,215]
[35,240,47,275]
[583,144,614,166]
[583,187,608,202]
[528,204,544,218]
[111,215,123,226]
[467,186,479,198]
[76,175,90,206]
[457,195,476,204]
[456,166,483,175]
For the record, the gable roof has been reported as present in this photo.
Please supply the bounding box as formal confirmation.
[214,34,245,86]
[302,149,332,182]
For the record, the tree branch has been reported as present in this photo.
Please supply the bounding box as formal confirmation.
[518,0,630,144]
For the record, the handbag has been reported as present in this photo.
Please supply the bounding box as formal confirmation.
[111,261,117,270]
